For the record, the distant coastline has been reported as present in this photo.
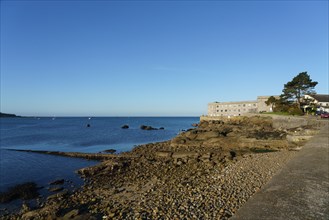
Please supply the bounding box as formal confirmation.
[0,112,21,118]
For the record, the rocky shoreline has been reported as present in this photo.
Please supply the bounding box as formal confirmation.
[0,116,321,220]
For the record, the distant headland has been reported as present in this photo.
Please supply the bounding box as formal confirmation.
[0,112,21,118]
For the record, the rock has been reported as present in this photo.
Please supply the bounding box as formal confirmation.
[22,210,38,218]
[121,125,129,129]
[286,135,313,142]
[159,127,165,130]
[115,187,125,193]
[0,182,40,203]
[192,123,199,127]
[172,152,199,161]
[21,202,30,213]
[49,179,65,185]
[104,149,116,154]
[155,151,172,158]
[184,130,198,140]
[171,137,187,145]
[47,190,68,200]
[195,131,220,140]
[140,125,157,130]
[63,209,79,219]
[48,187,63,192]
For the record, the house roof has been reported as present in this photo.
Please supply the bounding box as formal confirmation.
[308,94,329,102]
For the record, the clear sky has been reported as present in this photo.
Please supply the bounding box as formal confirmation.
[1,0,328,116]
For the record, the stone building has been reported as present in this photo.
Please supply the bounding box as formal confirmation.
[208,96,275,117]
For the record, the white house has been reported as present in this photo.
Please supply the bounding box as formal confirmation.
[303,94,329,113]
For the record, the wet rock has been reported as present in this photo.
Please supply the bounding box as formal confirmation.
[49,179,65,185]
[48,187,63,192]
[0,182,40,203]
[121,125,129,129]
[140,125,158,130]
[104,149,117,154]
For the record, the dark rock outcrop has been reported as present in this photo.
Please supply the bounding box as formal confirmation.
[121,125,129,129]
[0,182,40,203]
[49,179,65,185]
[104,149,117,154]
[140,125,158,130]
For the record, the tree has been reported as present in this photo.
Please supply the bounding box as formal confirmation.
[280,72,318,109]
[265,96,278,112]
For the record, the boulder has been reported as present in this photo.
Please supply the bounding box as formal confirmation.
[121,125,129,129]
[140,125,157,130]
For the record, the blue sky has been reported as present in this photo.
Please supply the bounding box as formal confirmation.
[1,0,328,116]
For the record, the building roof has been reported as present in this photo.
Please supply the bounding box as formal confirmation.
[209,100,257,105]
[308,94,329,102]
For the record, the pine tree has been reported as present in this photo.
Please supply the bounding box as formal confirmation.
[280,72,318,109]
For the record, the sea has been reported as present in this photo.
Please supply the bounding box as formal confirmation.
[0,116,198,210]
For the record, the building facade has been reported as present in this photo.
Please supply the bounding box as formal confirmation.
[302,94,329,113]
[208,96,275,117]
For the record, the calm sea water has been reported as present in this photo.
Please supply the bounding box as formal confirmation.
[0,117,198,193]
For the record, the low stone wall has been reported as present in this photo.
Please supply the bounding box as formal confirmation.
[200,114,327,130]
[270,115,326,129]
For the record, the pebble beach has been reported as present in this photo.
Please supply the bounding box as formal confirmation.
[1,116,321,220]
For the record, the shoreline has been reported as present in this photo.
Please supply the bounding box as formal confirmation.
[1,115,324,219]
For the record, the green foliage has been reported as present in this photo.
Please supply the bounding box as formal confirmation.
[281,72,318,108]
[265,96,277,106]
[267,71,318,115]
[287,106,304,116]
